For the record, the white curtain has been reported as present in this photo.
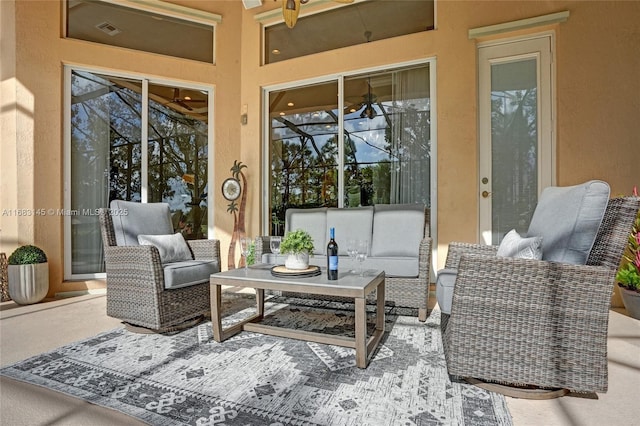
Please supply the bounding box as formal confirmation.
[389,66,430,205]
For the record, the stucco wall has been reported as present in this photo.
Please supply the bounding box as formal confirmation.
[1,0,638,297]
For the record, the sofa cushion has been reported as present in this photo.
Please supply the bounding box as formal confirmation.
[110,200,173,246]
[285,208,327,255]
[527,180,610,264]
[326,207,374,255]
[497,229,543,260]
[163,259,219,290]
[138,233,193,264]
[371,204,425,257]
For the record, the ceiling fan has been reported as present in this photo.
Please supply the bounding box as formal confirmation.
[168,88,206,111]
[279,0,354,28]
[345,77,377,120]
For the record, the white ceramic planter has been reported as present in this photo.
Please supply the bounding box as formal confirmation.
[284,253,309,270]
[8,263,49,305]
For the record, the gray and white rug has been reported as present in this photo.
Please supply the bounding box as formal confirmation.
[1,295,512,426]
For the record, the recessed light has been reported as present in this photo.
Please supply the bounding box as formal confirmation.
[279,112,285,116]
[350,108,356,113]
[287,102,294,107]
[272,49,281,55]
[184,96,192,101]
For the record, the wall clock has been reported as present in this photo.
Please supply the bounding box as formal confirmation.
[221,177,241,201]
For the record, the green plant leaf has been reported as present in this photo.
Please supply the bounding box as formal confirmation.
[280,229,314,255]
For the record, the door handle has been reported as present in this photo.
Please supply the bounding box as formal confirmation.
[482,190,491,198]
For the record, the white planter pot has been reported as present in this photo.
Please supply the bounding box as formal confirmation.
[8,263,49,305]
[284,253,309,270]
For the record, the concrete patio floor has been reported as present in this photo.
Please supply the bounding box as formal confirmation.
[1,292,639,425]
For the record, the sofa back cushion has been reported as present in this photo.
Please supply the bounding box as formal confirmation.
[371,203,426,257]
[326,207,374,255]
[526,180,610,264]
[110,200,173,246]
[285,207,327,255]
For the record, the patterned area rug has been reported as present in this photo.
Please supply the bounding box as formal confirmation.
[1,295,512,426]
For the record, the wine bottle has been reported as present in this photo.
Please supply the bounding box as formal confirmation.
[327,227,338,280]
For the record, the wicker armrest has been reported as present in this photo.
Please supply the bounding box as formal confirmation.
[444,254,615,392]
[104,245,165,293]
[187,239,221,261]
[254,236,272,261]
[444,242,498,269]
[417,237,432,279]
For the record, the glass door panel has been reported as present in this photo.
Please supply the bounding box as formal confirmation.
[490,59,538,243]
[268,81,339,235]
[70,71,142,274]
[265,64,432,236]
[66,68,212,278]
[147,83,209,240]
[344,66,431,207]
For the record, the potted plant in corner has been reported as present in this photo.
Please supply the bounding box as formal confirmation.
[8,245,49,305]
[280,229,315,270]
[616,191,640,319]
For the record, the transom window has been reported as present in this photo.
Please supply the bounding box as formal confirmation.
[66,0,220,63]
[264,0,434,64]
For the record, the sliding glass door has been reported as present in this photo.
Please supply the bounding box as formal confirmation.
[65,67,212,279]
[265,62,433,236]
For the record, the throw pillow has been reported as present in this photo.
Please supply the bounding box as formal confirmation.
[497,229,543,260]
[137,233,193,264]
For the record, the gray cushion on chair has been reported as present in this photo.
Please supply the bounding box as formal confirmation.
[326,206,374,255]
[371,204,425,257]
[526,180,610,264]
[286,207,327,255]
[110,200,174,246]
[163,259,220,290]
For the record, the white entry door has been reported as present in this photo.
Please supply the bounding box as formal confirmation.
[478,35,554,245]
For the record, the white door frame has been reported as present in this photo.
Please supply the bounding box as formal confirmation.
[478,33,555,244]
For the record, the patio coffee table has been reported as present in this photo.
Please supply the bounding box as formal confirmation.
[210,264,385,368]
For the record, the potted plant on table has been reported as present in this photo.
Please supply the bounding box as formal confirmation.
[8,245,49,305]
[280,229,315,270]
[616,188,640,319]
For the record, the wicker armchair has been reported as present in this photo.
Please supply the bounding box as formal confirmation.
[440,196,640,396]
[99,201,221,332]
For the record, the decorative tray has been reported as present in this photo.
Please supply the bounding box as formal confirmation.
[270,265,321,278]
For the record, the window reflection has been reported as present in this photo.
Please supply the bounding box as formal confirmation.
[267,64,431,235]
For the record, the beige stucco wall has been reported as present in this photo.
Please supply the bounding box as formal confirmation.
[1,0,638,297]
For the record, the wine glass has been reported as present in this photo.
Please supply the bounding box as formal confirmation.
[270,236,282,264]
[239,236,252,273]
[346,239,357,273]
[356,239,369,276]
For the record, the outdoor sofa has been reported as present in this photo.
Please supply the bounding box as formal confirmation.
[256,204,432,321]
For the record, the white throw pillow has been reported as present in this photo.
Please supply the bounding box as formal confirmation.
[496,229,543,260]
[137,233,192,264]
